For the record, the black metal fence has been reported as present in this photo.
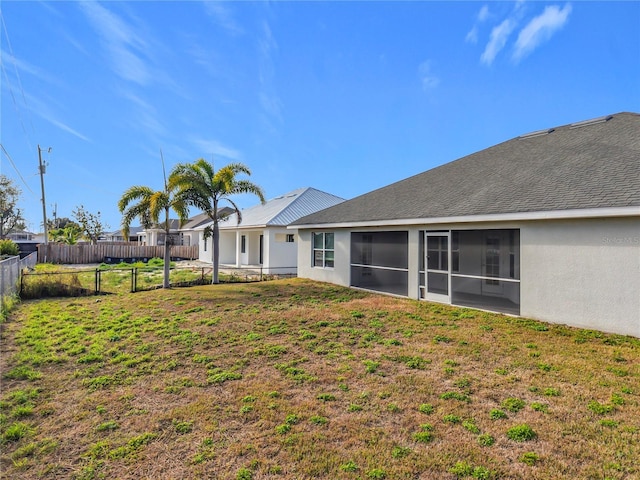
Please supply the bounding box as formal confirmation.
[19,266,297,299]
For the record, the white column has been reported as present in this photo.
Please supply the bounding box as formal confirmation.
[235,230,241,267]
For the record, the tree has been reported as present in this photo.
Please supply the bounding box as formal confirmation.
[49,223,82,244]
[72,206,107,245]
[170,159,265,284]
[0,175,26,238]
[118,183,189,289]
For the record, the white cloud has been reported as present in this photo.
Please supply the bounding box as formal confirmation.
[478,5,490,22]
[78,2,150,85]
[481,18,517,65]
[189,137,241,161]
[419,61,440,90]
[203,1,243,35]
[465,5,490,44]
[513,4,572,61]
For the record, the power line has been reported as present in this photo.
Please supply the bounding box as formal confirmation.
[0,143,35,195]
[0,10,36,151]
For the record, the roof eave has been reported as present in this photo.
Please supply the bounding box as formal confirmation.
[290,206,640,229]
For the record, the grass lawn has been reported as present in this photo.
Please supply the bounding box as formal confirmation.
[1,279,638,479]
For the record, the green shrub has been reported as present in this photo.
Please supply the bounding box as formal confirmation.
[0,239,19,256]
[587,400,615,415]
[418,403,434,414]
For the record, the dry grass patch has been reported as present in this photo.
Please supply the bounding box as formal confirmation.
[1,278,638,479]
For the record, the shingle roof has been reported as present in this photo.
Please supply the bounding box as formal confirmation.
[199,187,345,230]
[293,112,640,226]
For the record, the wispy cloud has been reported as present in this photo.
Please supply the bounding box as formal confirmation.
[513,4,572,61]
[481,18,518,65]
[465,5,490,44]
[189,136,241,161]
[78,1,150,85]
[203,1,243,36]
[257,20,283,132]
[418,61,440,90]
[1,71,90,142]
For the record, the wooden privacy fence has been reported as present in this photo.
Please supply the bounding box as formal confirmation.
[38,243,198,264]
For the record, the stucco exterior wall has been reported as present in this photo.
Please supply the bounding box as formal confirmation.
[265,228,298,274]
[297,230,351,286]
[520,217,639,337]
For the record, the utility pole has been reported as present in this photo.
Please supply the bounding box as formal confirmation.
[37,145,50,246]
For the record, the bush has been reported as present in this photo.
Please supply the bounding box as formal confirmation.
[0,239,19,256]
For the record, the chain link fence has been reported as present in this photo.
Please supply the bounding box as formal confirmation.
[1,252,37,308]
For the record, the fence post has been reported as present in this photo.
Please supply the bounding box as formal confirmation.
[131,268,136,293]
[260,267,263,282]
[95,269,99,294]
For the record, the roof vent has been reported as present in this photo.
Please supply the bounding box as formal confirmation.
[569,115,613,129]
[519,128,555,139]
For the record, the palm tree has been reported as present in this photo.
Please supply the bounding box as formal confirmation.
[118,184,189,289]
[170,159,265,284]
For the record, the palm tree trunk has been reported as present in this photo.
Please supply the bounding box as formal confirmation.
[212,219,219,284]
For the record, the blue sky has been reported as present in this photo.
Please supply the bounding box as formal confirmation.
[1,1,638,233]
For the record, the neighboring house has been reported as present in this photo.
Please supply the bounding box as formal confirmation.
[179,208,233,248]
[197,187,345,274]
[101,226,145,243]
[6,231,39,242]
[140,209,234,247]
[292,112,640,337]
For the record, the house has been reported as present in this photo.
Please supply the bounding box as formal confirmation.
[292,112,640,337]
[197,187,345,274]
[101,226,145,243]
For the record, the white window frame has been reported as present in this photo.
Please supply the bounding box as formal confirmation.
[312,232,334,268]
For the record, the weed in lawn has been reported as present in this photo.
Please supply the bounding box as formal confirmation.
[543,387,561,397]
[462,419,480,434]
[317,393,336,402]
[489,409,507,420]
[477,434,495,446]
[443,414,461,424]
[501,397,526,413]
[531,402,549,413]
[441,391,471,402]
[363,359,380,374]
[367,468,387,479]
[340,460,359,472]
[599,419,619,428]
[413,423,434,443]
[95,421,119,432]
[391,445,412,458]
[520,452,539,466]
[309,415,328,425]
[348,403,363,412]
[418,403,434,414]
[506,424,537,442]
[587,400,615,415]
[3,421,35,442]
[387,402,401,413]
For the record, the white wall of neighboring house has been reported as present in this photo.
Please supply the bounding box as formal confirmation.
[520,217,640,336]
[264,228,297,274]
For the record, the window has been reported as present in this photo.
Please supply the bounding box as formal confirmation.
[241,235,246,254]
[286,234,295,243]
[313,232,334,268]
